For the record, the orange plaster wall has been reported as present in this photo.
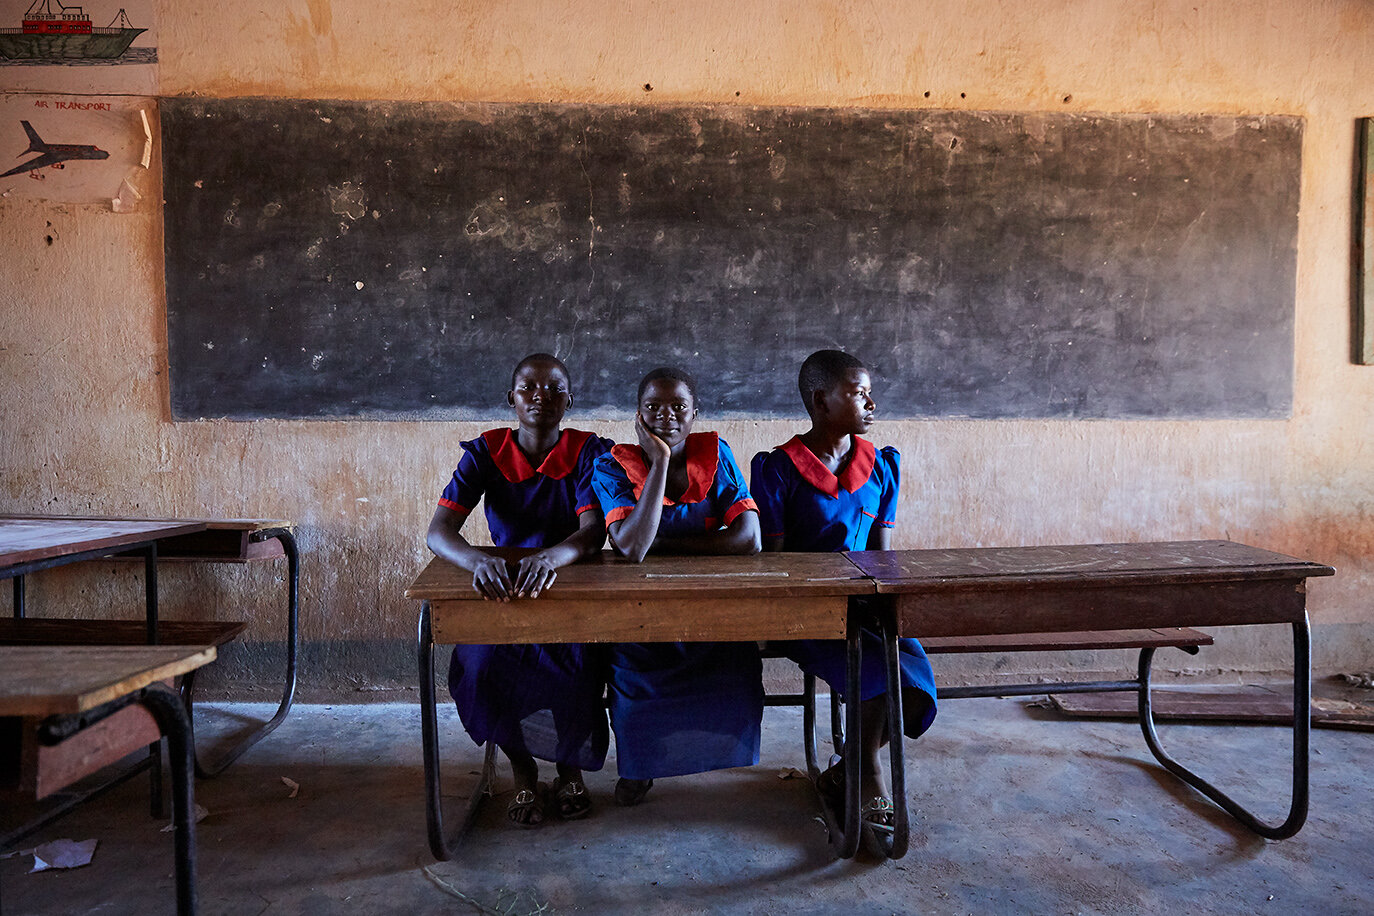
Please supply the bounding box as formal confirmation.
[2,1,1371,690]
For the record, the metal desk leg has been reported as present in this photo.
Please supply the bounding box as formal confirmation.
[1137,615,1311,839]
[18,686,199,916]
[419,600,495,860]
[136,686,200,916]
[877,607,909,860]
[812,613,863,859]
[141,544,165,819]
[185,528,300,777]
[802,673,819,779]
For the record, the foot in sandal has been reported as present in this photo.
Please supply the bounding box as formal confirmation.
[815,760,893,828]
[505,748,545,828]
[507,786,546,828]
[550,775,592,820]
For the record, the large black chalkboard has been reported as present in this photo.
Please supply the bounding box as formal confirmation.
[161,100,1301,419]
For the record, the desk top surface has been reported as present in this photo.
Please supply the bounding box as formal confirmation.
[406,550,873,601]
[848,540,1336,591]
[0,517,209,571]
[0,514,289,532]
[0,644,218,716]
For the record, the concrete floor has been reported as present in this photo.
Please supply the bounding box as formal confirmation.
[3,695,1371,916]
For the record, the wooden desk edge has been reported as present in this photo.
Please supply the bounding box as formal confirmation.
[63,518,295,562]
[0,520,211,570]
[0,515,290,530]
[405,554,876,601]
[0,644,218,716]
[866,565,1335,592]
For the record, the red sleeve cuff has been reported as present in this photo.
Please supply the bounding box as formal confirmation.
[604,505,634,524]
[438,498,471,513]
[723,498,758,526]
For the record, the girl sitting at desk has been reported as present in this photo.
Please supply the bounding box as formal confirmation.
[590,367,763,806]
[426,353,612,827]
[751,349,938,850]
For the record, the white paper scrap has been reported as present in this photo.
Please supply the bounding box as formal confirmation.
[29,838,98,872]
[139,109,153,169]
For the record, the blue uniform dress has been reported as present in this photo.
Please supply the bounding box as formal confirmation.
[591,432,765,780]
[439,427,613,770]
[751,435,937,739]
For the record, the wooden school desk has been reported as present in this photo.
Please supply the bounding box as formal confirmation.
[848,540,1336,843]
[1,516,210,640]
[0,644,216,916]
[405,551,885,859]
[0,516,211,855]
[3,515,301,776]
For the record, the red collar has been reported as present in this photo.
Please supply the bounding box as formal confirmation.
[778,435,876,498]
[483,428,593,483]
[609,432,718,504]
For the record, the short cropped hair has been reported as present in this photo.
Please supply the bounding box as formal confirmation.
[637,366,698,405]
[798,349,866,413]
[511,352,570,390]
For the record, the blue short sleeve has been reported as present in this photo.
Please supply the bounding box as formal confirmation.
[592,452,639,525]
[876,446,900,528]
[438,438,489,514]
[714,440,754,518]
[574,436,614,517]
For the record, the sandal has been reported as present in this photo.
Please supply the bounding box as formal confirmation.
[859,795,895,834]
[506,786,545,828]
[859,795,897,858]
[614,777,653,807]
[550,777,592,820]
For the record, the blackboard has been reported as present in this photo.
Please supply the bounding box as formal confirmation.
[161,99,1302,420]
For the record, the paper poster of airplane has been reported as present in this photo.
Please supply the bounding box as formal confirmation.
[1,120,108,178]
[0,95,150,207]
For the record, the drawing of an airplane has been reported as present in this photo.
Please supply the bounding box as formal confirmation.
[1,120,109,179]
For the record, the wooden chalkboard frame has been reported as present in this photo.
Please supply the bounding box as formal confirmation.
[161,99,1303,420]
[1359,118,1374,366]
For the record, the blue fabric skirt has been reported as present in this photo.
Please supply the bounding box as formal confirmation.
[447,643,609,771]
[607,641,764,780]
[770,633,938,739]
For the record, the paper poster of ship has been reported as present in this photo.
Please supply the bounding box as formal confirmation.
[0,1,157,94]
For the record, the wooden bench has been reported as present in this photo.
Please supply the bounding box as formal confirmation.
[0,618,248,648]
[922,627,1213,698]
[763,625,1216,854]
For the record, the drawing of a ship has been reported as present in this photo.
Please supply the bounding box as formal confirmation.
[0,1,145,60]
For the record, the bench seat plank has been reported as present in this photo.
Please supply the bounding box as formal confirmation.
[0,618,247,647]
[920,627,1212,654]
